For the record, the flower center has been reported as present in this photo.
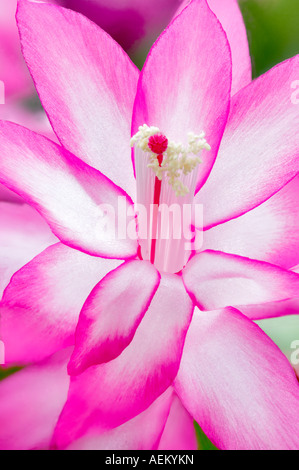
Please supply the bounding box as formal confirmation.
[131,124,210,273]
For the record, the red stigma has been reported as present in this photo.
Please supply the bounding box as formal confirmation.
[148,134,168,155]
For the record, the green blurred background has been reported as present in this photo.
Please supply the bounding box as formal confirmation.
[0,0,298,451]
[239,0,299,78]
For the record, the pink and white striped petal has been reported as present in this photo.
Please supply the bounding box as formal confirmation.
[175,308,299,450]
[197,55,299,228]
[0,121,137,259]
[183,250,299,310]
[53,274,193,449]
[1,243,121,365]
[132,0,232,193]
[17,0,138,199]
[68,260,160,375]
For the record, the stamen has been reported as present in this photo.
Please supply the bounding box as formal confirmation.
[132,124,211,273]
[131,124,211,196]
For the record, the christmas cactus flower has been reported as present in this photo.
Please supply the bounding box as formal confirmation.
[0,0,299,450]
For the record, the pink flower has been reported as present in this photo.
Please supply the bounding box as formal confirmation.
[0,0,299,450]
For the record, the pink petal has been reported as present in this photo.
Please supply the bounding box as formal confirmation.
[240,266,299,320]
[197,55,299,228]
[17,0,138,199]
[1,243,121,365]
[66,389,173,451]
[0,202,56,297]
[53,273,193,449]
[0,0,33,99]
[207,0,251,95]
[175,307,299,450]
[175,0,251,95]
[202,176,299,269]
[0,349,70,450]
[0,100,56,142]
[240,297,299,321]
[0,121,137,259]
[62,0,181,54]
[68,260,160,375]
[0,184,22,203]
[183,250,299,310]
[158,394,197,450]
[132,0,232,192]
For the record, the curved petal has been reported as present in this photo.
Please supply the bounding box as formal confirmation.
[53,274,194,449]
[132,0,232,192]
[17,0,138,199]
[0,202,56,297]
[197,55,299,229]
[0,101,56,141]
[66,388,173,451]
[175,0,251,95]
[62,0,182,55]
[207,0,251,95]
[0,349,70,450]
[0,184,22,203]
[241,299,299,321]
[0,0,33,99]
[1,243,121,365]
[175,308,299,450]
[0,99,57,204]
[158,394,197,450]
[183,250,299,310]
[0,121,137,259]
[68,260,160,375]
[202,176,299,269]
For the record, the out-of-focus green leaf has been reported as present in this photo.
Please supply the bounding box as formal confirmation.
[194,421,219,450]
